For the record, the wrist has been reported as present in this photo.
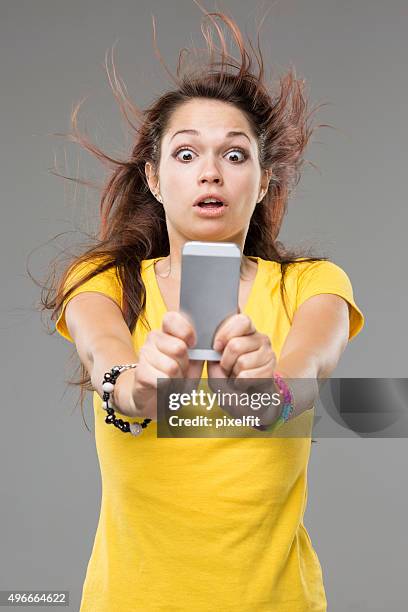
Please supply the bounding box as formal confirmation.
[253,372,294,430]
[112,368,141,418]
[101,364,152,436]
[248,378,282,429]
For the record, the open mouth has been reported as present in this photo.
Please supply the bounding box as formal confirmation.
[196,201,224,208]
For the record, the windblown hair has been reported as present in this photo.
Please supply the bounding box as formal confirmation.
[36,5,330,430]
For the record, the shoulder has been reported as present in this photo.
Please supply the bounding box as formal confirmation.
[292,258,365,340]
[64,256,123,289]
[293,258,355,293]
[257,256,349,283]
[56,256,124,343]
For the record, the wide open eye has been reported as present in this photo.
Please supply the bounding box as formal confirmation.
[174,148,196,162]
[224,149,247,163]
[174,147,248,163]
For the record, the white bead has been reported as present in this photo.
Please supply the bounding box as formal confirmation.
[103,381,115,393]
[102,399,113,411]
[129,422,143,436]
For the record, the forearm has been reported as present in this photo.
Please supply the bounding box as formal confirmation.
[88,336,144,418]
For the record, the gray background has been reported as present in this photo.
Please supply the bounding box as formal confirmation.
[1,0,407,610]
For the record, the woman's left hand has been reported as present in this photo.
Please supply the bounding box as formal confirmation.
[207,313,277,387]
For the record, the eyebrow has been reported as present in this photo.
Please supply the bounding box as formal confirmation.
[169,129,251,143]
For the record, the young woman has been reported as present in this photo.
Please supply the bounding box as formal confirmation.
[45,9,364,611]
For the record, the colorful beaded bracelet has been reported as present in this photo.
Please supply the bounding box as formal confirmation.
[263,371,294,433]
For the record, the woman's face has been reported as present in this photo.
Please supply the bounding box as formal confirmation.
[145,98,270,249]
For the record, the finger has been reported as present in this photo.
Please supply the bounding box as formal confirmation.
[206,361,242,409]
[140,342,185,379]
[211,311,236,344]
[206,365,257,419]
[134,360,173,390]
[162,310,197,348]
[133,361,175,417]
[219,333,262,375]
[206,360,227,381]
[213,313,256,351]
[233,357,277,392]
[182,360,205,396]
[231,346,272,378]
[151,330,190,375]
[230,339,274,378]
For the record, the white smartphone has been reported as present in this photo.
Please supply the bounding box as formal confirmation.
[179,241,241,361]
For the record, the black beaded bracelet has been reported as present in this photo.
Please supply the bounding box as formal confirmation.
[102,364,152,436]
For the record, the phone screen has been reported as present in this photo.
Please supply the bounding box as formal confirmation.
[179,242,241,361]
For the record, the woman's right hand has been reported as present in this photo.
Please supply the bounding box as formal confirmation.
[130,311,204,420]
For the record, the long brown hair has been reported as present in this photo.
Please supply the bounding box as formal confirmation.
[35,6,330,430]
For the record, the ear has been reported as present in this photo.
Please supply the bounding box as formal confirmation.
[144,161,159,195]
[257,168,273,203]
[261,168,272,192]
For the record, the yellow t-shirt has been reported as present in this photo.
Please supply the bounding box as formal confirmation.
[56,256,364,611]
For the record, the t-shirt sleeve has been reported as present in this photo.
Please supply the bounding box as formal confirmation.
[296,260,365,341]
[55,259,123,343]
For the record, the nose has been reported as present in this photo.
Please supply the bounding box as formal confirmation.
[198,157,223,185]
